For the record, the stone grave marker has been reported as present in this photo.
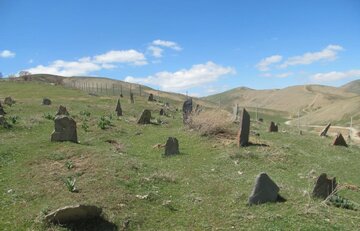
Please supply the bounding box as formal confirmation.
[237,108,250,147]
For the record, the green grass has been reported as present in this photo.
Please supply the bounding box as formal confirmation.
[1,81,360,230]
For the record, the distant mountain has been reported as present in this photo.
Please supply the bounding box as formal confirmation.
[341,79,360,94]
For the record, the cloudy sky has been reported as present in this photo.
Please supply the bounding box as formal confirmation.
[1,0,360,96]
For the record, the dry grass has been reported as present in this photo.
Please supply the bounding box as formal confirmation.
[188,109,233,136]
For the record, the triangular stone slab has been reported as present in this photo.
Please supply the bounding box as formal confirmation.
[137,109,151,124]
[312,173,337,199]
[115,99,122,116]
[333,133,347,147]
[319,123,331,136]
[248,172,280,205]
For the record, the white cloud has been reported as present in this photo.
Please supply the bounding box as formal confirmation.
[148,46,164,58]
[0,50,16,58]
[27,49,147,76]
[256,55,282,71]
[125,61,235,91]
[276,72,293,78]
[94,49,147,65]
[311,70,360,82]
[152,39,182,51]
[280,45,343,68]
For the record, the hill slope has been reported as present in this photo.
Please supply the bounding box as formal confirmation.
[341,79,360,94]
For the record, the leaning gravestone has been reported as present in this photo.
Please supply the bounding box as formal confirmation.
[115,99,122,116]
[182,98,193,124]
[148,93,155,101]
[56,105,69,116]
[51,115,78,143]
[312,173,337,199]
[130,92,134,104]
[333,133,347,147]
[42,98,52,105]
[4,97,14,106]
[164,137,180,156]
[269,121,278,132]
[237,108,250,147]
[319,123,331,137]
[137,109,151,124]
[248,172,280,205]
[44,205,102,224]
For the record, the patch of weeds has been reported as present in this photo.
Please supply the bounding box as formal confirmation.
[81,121,89,132]
[98,115,112,129]
[327,195,357,210]
[64,176,78,193]
[228,150,258,160]
[9,115,19,124]
[146,171,177,184]
[80,110,91,117]
[1,117,13,129]
[48,152,66,161]
[43,113,55,120]
[65,160,74,170]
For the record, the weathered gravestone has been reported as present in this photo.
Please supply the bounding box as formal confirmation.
[248,172,282,205]
[130,92,134,104]
[4,97,14,106]
[160,108,165,116]
[258,118,264,122]
[51,115,78,143]
[164,137,180,156]
[333,133,347,147]
[56,105,69,116]
[148,93,155,101]
[182,98,193,124]
[42,98,52,105]
[115,99,122,116]
[312,173,337,199]
[319,123,331,137]
[44,205,102,224]
[233,104,240,121]
[137,109,151,124]
[237,108,250,147]
[269,121,278,132]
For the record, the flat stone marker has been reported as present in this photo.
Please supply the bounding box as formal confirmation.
[137,109,151,124]
[56,105,69,116]
[248,172,280,205]
[237,108,250,147]
[164,137,180,156]
[44,205,102,224]
[312,173,337,199]
[333,133,347,147]
[182,98,193,124]
[115,99,122,116]
[269,121,278,132]
[51,115,78,143]
[42,98,52,105]
[319,123,331,136]
[4,97,14,106]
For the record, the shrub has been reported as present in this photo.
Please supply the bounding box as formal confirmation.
[82,122,89,132]
[98,115,112,129]
[43,113,55,120]
[79,110,91,117]
[64,176,77,192]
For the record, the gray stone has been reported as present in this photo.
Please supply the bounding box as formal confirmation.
[56,105,69,116]
[233,104,240,121]
[333,133,347,147]
[42,98,52,105]
[160,108,165,116]
[312,173,337,199]
[164,137,180,156]
[269,121,278,132]
[182,98,193,124]
[51,115,78,143]
[248,172,280,205]
[4,97,14,106]
[148,93,155,101]
[320,123,331,136]
[137,109,151,124]
[44,205,102,224]
[237,108,250,147]
[130,92,134,104]
[115,99,122,116]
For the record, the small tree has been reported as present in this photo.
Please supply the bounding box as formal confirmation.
[19,71,32,81]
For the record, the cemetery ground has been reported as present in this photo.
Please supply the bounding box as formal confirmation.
[1,81,360,230]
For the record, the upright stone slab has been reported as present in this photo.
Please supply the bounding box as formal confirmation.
[233,104,240,121]
[164,137,180,156]
[319,123,331,137]
[160,108,165,116]
[182,98,193,124]
[312,173,337,199]
[42,98,52,105]
[44,205,102,224]
[248,172,280,205]
[269,121,278,132]
[237,108,250,147]
[115,99,122,116]
[51,115,78,143]
[56,105,69,116]
[4,97,14,106]
[333,133,347,147]
[137,109,151,124]
[130,92,134,104]
[148,93,154,101]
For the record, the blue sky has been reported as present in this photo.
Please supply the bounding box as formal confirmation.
[1,0,360,96]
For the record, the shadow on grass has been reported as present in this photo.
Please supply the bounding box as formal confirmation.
[248,142,269,147]
[57,217,118,231]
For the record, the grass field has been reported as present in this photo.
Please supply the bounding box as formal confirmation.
[1,81,360,230]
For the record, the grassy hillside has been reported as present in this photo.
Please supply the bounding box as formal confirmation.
[341,79,360,94]
[1,82,360,230]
